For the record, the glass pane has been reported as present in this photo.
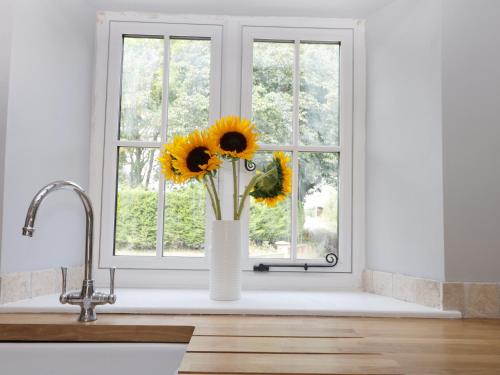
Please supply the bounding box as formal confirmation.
[298,152,339,259]
[163,180,206,257]
[249,152,292,258]
[114,147,160,256]
[167,38,211,138]
[299,43,340,146]
[252,41,294,145]
[120,37,164,141]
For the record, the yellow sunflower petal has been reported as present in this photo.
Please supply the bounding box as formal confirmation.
[170,130,222,180]
[158,138,188,184]
[251,151,292,208]
[208,115,259,160]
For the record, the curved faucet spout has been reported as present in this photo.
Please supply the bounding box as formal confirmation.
[22,180,94,281]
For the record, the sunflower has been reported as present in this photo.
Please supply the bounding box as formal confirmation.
[208,116,258,160]
[158,135,186,184]
[170,130,221,180]
[250,151,292,207]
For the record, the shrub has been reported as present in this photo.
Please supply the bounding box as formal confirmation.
[116,187,293,251]
[115,188,158,250]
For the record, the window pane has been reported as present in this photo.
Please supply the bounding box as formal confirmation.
[298,152,339,259]
[299,43,340,146]
[163,180,206,257]
[249,152,292,258]
[120,37,164,141]
[167,38,211,138]
[114,147,160,256]
[163,38,210,257]
[252,41,294,145]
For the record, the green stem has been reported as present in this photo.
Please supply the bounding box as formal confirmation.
[231,159,238,220]
[236,167,277,220]
[203,176,218,220]
[208,172,221,220]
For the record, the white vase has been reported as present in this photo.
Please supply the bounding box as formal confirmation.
[209,220,242,301]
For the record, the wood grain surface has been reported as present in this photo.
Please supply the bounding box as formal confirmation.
[0,322,194,343]
[2,314,500,374]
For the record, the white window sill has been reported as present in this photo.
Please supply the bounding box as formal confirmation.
[0,289,460,318]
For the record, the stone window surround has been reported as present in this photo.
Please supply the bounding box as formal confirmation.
[2,266,500,318]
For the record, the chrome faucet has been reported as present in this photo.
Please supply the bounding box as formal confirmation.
[22,180,116,322]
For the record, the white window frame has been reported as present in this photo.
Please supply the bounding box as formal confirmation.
[100,21,222,270]
[239,26,353,273]
[90,13,366,290]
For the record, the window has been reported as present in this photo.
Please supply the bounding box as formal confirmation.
[100,22,221,269]
[240,27,353,271]
[96,16,356,274]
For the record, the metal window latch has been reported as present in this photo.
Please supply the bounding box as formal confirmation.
[244,160,256,171]
[253,252,339,272]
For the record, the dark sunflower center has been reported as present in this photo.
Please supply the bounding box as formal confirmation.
[220,132,247,153]
[186,147,210,172]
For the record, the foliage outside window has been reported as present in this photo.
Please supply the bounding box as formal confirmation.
[248,40,340,260]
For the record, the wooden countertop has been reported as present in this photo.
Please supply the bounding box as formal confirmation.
[3,314,500,374]
[0,315,194,343]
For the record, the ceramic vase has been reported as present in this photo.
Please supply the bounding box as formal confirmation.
[209,220,242,301]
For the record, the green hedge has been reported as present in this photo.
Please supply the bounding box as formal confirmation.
[116,185,206,251]
[249,201,290,245]
[115,188,158,250]
[163,184,205,249]
[115,187,292,251]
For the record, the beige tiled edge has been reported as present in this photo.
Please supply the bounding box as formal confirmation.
[442,282,465,312]
[0,271,31,304]
[372,270,393,297]
[67,265,85,291]
[2,265,499,318]
[365,268,500,317]
[464,283,500,318]
[31,268,58,297]
[393,273,417,303]
[416,278,442,309]
[0,265,85,304]
[362,269,374,293]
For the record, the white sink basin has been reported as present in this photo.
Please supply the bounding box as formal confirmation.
[0,342,187,375]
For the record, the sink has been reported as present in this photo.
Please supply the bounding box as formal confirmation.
[0,342,188,375]
[0,322,194,375]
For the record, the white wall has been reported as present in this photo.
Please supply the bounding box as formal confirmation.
[0,0,14,273]
[442,0,500,282]
[365,0,445,280]
[0,0,96,274]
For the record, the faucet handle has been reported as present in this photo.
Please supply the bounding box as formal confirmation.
[109,267,116,295]
[61,267,67,294]
[107,267,117,304]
